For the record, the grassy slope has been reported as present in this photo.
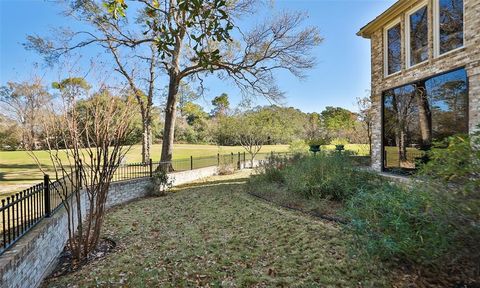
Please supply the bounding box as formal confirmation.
[0,144,289,191]
[45,171,390,287]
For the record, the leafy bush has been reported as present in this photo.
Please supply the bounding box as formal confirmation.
[147,170,173,197]
[344,183,454,265]
[254,154,288,183]
[288,139,309,154]
[251,152,379,202]
[418,132,480,196]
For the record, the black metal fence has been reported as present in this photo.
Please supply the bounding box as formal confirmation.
[0,151,289,255]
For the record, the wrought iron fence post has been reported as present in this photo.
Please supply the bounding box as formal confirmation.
[78,162,83,189]
[237,152,241,169]
[44,174,51,218]
[243,152,246,164]
[190,156,193,170]
[217,153,220,166]
[149,159,153,177]
[231,152,234,165]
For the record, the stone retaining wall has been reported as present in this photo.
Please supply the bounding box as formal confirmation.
[0,166,220,288]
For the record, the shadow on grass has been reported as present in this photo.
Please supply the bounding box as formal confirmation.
[0,164,52,183]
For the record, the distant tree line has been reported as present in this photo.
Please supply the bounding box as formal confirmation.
[0,77,372,152]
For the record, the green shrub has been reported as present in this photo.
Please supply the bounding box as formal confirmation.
[147,170,173,197]
[252,152,379,202]
[286,153,380,201]
[254,154,287,183]
[288,139,309,154]
[418,132,480,196]
[343,183,454,265]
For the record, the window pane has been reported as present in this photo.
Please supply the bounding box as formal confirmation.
[382,68,468,171]
[439,0,464,54]
[410,6,428,66]
[387,24,402,75]
[383,85,421,170]
[426,69,468,139]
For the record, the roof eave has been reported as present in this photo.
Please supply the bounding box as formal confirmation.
[357,0,415,39]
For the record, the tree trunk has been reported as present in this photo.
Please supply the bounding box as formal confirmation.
[415,81,432,149]
[141,117,152,163]
[159,73,179,171]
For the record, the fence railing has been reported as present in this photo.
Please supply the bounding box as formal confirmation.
[0,151,290,255]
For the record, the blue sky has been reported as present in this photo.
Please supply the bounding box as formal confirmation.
[0,0,396,113]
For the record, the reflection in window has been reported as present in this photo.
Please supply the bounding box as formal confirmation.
[409,6,429,66]
[426,69,468,139]
[383,68,468,171]
[439,0,464,54]
[387,23,402,75]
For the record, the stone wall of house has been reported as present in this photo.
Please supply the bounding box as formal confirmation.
[369,0,480,171]
[0,166,221,288]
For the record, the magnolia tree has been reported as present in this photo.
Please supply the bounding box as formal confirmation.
[29,78,136,264]
[105,0,322,170]
[27,0,322,170]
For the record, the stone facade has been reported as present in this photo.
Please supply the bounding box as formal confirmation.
[0,166,221,288]
[360,0,480,171]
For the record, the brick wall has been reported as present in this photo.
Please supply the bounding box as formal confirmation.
[369,0,480,171]
[0,166,220,288]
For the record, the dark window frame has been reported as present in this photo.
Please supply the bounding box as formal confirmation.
[380,67,469,172]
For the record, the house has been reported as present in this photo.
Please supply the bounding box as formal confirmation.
[358,0,480,172]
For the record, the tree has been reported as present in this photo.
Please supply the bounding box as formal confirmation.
[28,0,322,168]
[357,96,374,155]
[26,1,159,163]
[0,79,52,150]
[321,107,356,132]
[30,84,137,265]
[113,0,322,170]
[0,114,22,150]
[181,101,208,125]
[216,108,285,166]
[211,93,230,117]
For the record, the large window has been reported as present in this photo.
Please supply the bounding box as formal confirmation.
[408,5,429,67]
[385,22,402,75]
[437,0,464,55]
[382,68,468,171]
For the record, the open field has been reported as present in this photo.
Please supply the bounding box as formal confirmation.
[0,144,289,195]
[44,171,390,287]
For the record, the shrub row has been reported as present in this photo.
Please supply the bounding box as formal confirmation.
[249,133,480,274]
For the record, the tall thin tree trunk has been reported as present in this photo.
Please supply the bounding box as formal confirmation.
[415,81,432,149]
[160,73,179,171]
[141,117,152,163]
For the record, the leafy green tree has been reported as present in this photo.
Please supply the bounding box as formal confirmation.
[181,102,209,125]
[216,108,286,165]
[211,93,230,117]
[321,107,356,131]
[112,1,321,170]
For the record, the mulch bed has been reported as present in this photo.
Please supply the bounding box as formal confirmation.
[43,238,116,283]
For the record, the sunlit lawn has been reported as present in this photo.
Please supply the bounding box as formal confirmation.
[0,144,289,193]
[44,171,390,287]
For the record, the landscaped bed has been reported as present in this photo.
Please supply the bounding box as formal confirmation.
[44,171,391,287]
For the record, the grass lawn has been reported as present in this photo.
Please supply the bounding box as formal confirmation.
[45,171,390,287]
[0,144,289,194]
